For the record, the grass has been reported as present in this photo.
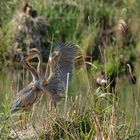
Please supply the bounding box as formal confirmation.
[0,54,140,139]
[0,0,140,139]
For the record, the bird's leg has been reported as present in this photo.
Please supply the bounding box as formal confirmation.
[23,109,28,129]
[21,111,26,129]
[53,101,60,114]
[53,101,57,108]
[19,112,27,129]
[24,112,27,129]
[20,114,23,129]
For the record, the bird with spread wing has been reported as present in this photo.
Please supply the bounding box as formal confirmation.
[42,43,78,107]
[10,43,77,113]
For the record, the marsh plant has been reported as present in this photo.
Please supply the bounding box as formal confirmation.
[0,0,140,139]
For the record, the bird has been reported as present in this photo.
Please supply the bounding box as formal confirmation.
[96,71,107,86]
[42,43,78,107]
[126,63,136,85]
[10,49,44,113]
[10,43,77,112]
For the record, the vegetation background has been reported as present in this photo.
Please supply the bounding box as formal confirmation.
[0,0,140,139]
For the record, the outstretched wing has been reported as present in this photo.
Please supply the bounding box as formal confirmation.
[45,43,77,95]
[57,43,78,82]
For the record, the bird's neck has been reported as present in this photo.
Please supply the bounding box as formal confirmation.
[49,59,55,76]
[37,55,43,80]
[24,60,39,82]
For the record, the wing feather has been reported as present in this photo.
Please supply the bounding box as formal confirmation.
[45,43,77,95]
[10,86,40,113]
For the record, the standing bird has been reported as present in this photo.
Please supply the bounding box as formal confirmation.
[11,43,77,112]
[96,71,107,86]
[10,49,43,113]
[43,43,78,107]
[126,63,136,85]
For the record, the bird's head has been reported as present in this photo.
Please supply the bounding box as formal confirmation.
[49,51,59,62]
[19,48,41,65]
[27,48,42,61]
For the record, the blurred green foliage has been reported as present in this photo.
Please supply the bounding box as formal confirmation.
[0,0,140,139]
[0,0,139,61]
[0,0,139,77]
